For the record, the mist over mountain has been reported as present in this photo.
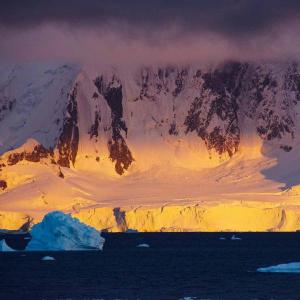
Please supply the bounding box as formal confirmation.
[2,0,300,66]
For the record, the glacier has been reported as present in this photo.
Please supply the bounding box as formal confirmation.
[26,211,105,251]
[257,262,300,273]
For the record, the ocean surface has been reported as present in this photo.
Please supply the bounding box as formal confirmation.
[0,232,300,300]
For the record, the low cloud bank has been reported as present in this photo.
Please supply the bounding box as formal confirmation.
[1,0,300,67]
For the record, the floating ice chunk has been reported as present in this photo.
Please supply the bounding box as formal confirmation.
[0,240,15,252]
[42,256,55,261]
[137,243,150,248]
[219,237,226,240]
[257,262,300,273]
[26,211,105,251]
[231,234,241,240]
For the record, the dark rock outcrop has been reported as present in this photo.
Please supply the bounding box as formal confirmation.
[94,76,133,175]
[0,97,16,122]
[0,180,7,190]
[241,64,295,143]
[169,122,179,136]
[89,111,100,139]
[57,85,79,168]
[185,62,245,157]
[7,144,54,166]
[113,207,127,232]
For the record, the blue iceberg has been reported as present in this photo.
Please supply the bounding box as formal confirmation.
[26,211,105,251]
[0,239,15,252]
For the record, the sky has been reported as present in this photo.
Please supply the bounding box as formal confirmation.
[1,0,300,66]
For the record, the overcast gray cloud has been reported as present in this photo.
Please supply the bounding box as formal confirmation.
[0,0,300,66]
[1,0,300,37]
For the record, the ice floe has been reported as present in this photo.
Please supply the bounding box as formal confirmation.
[137,243,150,248]
[41,256,55,261]
[231,234,241,240]
[257,262,300,273]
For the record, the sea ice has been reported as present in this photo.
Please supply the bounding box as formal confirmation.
[137,243,150,248]
[257,262,300,273]
[231,234,241,240]
[26,211,105,251]
[41,256,55,261]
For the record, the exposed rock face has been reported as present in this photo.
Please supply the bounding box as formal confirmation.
[56,85,79,168]
[89,111,100,139]
[7,144,54,166]
[169,121,179,136]
[94,75,133,175]
[113,207,127,232]
[284,62,300,101]
[185,62,244,157]
[0,163,5,171]
[0,97,16,122]
[0,161,6,190]
[0,180,7,190]
[241,64,295,144]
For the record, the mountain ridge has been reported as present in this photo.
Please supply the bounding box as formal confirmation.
[1,60,300,231]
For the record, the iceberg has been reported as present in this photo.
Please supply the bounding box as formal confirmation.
[26,211,105,251]
[257,262,300,273]
[0,239,15,252]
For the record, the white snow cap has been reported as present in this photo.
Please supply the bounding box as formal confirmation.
[26,211,105,251]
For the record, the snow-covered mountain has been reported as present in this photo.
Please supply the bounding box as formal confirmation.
[1,60,300,232]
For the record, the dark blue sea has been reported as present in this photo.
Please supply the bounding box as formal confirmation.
[1,233,300,300]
